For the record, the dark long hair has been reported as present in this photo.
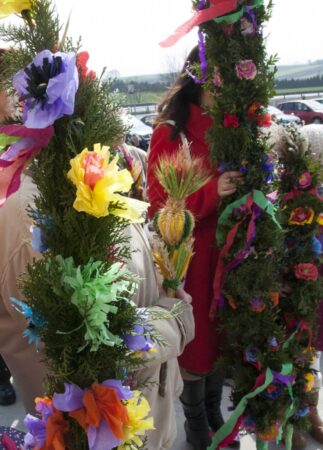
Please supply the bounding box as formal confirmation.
[155,47,203,139]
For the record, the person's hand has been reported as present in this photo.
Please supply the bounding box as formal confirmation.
[218,171,244,197]
[175,286,192,304]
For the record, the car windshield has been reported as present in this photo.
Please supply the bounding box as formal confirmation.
[304,100,323,111]
[268,105,282,115]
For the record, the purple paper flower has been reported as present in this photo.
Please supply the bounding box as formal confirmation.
[235,59,257,80]
[52,380,134,450]
[24,414,47,449]
[13,49,79,129]
[122,314,155,353]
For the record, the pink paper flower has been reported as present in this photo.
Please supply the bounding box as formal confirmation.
[298,172,312,189]
[294,263,319,281]
[235,59,257,80]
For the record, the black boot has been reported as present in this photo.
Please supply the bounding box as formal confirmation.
[205,369,240,448]
[0,356,16,406]
[180,378,211,450]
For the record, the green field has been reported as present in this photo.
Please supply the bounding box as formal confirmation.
[275,86,323,95]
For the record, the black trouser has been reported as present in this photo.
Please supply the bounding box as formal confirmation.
[0,355,11,384]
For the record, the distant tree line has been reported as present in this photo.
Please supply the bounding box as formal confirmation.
[108,78,170,94]
[276,75,323,89]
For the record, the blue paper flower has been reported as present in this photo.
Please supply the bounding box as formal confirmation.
[10,298,47,347]
[13,49,79,129]
[122,314,155,354]
[295,406,310,418]
[312,236,322,255]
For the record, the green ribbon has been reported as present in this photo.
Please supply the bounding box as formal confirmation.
[213,0,264,25]
[256,439,269,450]
[216,189,281,247]
[0,133,20,151]
[207,368,273,450]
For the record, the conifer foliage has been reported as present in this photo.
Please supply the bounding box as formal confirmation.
[0,2,155,449]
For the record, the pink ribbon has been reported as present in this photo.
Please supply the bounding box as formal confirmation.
[160,0,238,47]
[0,125,54,208]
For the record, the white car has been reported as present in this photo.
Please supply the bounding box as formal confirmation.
[268,105,301,124]
[122,113,152,150]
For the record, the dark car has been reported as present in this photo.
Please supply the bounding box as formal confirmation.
[277,100,323,124]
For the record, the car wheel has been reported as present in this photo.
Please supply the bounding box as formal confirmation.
[312,117,322,124]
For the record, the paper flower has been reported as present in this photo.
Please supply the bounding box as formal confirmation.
[288,207,314,225]
[13,49,79,128]
[53,380,139,450]
[122,315,156,356]
[312,236,322,255]
[263,383,283,399]
[119,391,155,449]
[10,298,47,347]
[235,59,257,80]
[24,397,69,450]
[295,407,311,418]
[76,51,96,81]
[240,16,256,35]
[298,172,312,189]
[257,423,279,441]
[268,337,280,351]
[243,346,262,371]
[212,66,223,88]
[247,102,272,127]
[0,124,54,208]
[54,256,135,351]
[224,113,239,128]
[317,213,323,225]
[249,297,266,313]
[67,143,149,221]
[0,0,30,18]
[304,373,315,392]
[294,263,318,281]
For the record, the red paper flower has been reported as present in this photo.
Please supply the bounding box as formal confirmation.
[298,172,312,189]
[289,207,314,225]
[294,263,319,281]
[77,51,96,81]
[247,102,271,127]
[224,113,239,128]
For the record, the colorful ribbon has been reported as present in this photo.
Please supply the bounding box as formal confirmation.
[185,30,208,84]
[0,125,54,208]
[213,0,264,25]
[208,367,274,449]
[160,0,238,48]
[208,364,295,450]
[210,190,280,318]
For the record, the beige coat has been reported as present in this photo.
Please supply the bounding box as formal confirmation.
[125,224,194,450]
[0,175,47,413]
[0,175,194,449]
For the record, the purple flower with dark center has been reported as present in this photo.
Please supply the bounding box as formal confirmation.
[13,49,79,129]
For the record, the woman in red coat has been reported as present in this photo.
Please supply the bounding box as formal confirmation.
[147,47,242,450]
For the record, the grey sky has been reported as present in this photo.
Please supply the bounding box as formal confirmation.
[3,1,323,76]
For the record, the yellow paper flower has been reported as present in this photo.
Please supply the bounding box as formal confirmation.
[118,391,154,449]
[304,372,315,392]
[67,143,149,221]
[288,207,314,225]
[0,0,31,18]
[317,213,323,225]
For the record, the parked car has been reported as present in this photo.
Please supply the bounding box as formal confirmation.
[122,113,152,151]
[140,113,157,128]
[277,100,323,124]
[312,97,323,105]
[267,105,301,124]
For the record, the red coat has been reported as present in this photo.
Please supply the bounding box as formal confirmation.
[147,103,222,374]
